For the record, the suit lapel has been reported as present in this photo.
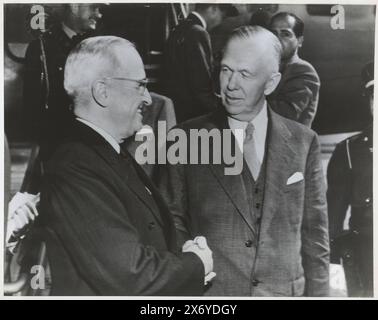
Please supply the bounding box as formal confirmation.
[207,110,257,235]
[209,164,256,235]
[71,120,165,227]
[260,109,296,236]
[131,158,177,249]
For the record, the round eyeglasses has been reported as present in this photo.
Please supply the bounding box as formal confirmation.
[103,77,149,94]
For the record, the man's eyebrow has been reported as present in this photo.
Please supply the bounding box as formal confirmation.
[220,63,232,69]
[239,68,253,74]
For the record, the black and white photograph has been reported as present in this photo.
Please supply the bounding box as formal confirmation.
[2,1,376,299]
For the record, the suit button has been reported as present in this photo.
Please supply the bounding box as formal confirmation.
[255,188,259,194]
[245,240,253,247]
[255,203,260,209]
[256,217,262,224]
[148,222,155,230]
[252,279,260,286]
[365,198,371,204]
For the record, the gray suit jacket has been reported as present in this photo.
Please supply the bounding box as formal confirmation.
[268,55,320,128]
[157,107,329,296]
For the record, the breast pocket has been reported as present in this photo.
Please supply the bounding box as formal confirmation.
[283,179,305,225]
[284,179,304,193]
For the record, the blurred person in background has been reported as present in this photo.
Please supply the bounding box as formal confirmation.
[24,3,104,160]
[164,4,237,123]
[268,12,320,127]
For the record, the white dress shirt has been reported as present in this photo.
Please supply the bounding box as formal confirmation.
[227,102,268,164]
[76,118,121,154]
[191,11,207,29]
[61,23,77,39]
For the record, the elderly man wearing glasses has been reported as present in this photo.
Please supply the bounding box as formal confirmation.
[39,36,214,296]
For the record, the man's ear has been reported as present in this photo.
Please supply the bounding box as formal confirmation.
[91,80,108,108]
[298,36,304,48]
[264,72,281,96]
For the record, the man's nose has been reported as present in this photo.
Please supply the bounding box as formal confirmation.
[143,89,152,106]
[227,72,239,91]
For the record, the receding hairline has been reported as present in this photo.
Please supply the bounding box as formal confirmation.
[64,36,139,100]
[223,26,282,71]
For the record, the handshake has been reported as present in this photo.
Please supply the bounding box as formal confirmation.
[182,236,215,285]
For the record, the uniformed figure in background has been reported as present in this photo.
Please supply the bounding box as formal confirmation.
[327,62,374,297]
[164,4,237,123]
[23,3,103,160]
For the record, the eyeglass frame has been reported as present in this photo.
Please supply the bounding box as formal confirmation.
[99,77,149,95]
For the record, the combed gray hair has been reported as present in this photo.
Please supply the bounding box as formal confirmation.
[64,36,135,103]
[226,25,282,72]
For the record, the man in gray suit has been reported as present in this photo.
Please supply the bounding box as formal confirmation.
[158,26,329,296]
[268,12,320,128]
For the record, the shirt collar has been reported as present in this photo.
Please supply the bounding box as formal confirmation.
[61,22,77,39]
[227,101,268,130]
[191,11,207,30]
[227,101,268,163]
[76,118,121,154]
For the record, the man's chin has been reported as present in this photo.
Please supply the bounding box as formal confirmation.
[224,103,243,115]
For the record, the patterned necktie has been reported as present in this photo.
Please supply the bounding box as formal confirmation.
[243,123,261,180]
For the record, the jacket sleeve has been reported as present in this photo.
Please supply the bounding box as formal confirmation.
[184,27,217,113]
[269,64,320,127]
[40,163,204,296]
[326,141,351,263]
[301,134,330,296]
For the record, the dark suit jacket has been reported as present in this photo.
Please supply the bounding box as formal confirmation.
[164,13,217,123]
[268,55,320,128]
[158,107,329,296]
[39,120,204,295]
[327,126,373,262]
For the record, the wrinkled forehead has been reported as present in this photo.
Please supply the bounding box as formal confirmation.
[222,38,275,71]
